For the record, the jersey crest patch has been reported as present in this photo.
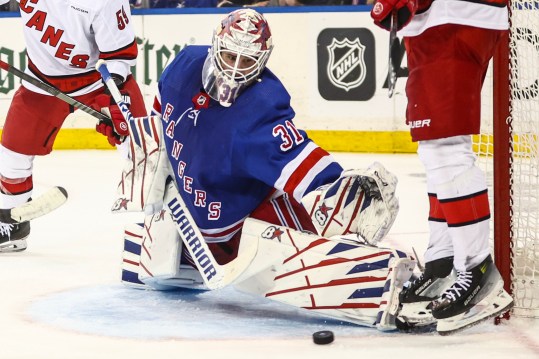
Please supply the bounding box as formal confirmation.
[192,91,210,110]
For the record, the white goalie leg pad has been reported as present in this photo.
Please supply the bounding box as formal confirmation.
[137,209,206,290]
[233,218,414,329]
[303,161,399,245]
[111,116,172,214]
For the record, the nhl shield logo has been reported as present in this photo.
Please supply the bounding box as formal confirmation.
[326,38,366,91]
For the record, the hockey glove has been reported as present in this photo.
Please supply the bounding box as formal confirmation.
[302,162,399,246]
[371,0,417,31]
[93,92,130,146]
[93,72,130,146]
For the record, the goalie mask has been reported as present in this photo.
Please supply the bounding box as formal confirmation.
[202,9,273,107]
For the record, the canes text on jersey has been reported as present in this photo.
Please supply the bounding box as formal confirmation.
[21,0,89,68]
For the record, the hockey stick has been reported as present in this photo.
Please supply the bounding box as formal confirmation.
[165,181,257,289]
[94,60,134,123]
[388,10,399,98]
[0,186,68,224]
[0,59,125,142]
[96,60,255,289]
[0,59,110,122]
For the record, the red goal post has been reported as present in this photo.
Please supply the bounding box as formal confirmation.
[484,0,539,319]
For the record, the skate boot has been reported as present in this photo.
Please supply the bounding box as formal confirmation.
[0,221,30,252]
[431,255,514,335]
[396,256,455,331]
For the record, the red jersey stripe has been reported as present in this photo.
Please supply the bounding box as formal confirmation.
[99,40,138,61]
[283,147,329,195]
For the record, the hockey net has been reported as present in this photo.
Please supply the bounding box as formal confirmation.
[475,0,539,318]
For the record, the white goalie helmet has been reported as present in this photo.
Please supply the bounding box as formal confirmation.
[202,9,273,107]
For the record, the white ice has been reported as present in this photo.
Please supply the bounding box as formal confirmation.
[1,151,538,359]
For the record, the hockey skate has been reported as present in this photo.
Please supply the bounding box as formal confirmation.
[396,256,455,332]
[430,255,514,335]
[0,221,30,252]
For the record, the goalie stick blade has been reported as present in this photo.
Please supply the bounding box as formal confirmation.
[0,187,68,224]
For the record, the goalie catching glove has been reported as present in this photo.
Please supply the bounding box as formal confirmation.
[302,161,399,246]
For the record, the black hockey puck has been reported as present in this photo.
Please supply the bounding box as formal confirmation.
[312,330,334,345]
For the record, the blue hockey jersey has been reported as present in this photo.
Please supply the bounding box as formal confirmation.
[153,45,343,242]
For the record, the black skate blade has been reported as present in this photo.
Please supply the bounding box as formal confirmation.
[437,301,514,336]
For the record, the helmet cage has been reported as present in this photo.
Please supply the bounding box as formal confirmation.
[213,33,272,85]
[202,9,273,107]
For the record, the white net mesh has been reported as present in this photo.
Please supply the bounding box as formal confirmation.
[509,3,539,316]
[475,0,539,318]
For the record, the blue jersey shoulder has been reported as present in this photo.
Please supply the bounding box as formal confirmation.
[239,68,291,118]
[159,45,209,96]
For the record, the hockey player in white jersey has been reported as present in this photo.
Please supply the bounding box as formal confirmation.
[103,9,417,332]
[0,0,147,252]
[371,0,513,335]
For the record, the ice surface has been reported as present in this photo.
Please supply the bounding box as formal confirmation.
[1,151,538,359]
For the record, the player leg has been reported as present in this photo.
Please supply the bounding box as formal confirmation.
[418,136,513,334]
[0,145,32,252]
[0,87,71,252]
[401,26,511,333]
[398,149,457,327]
